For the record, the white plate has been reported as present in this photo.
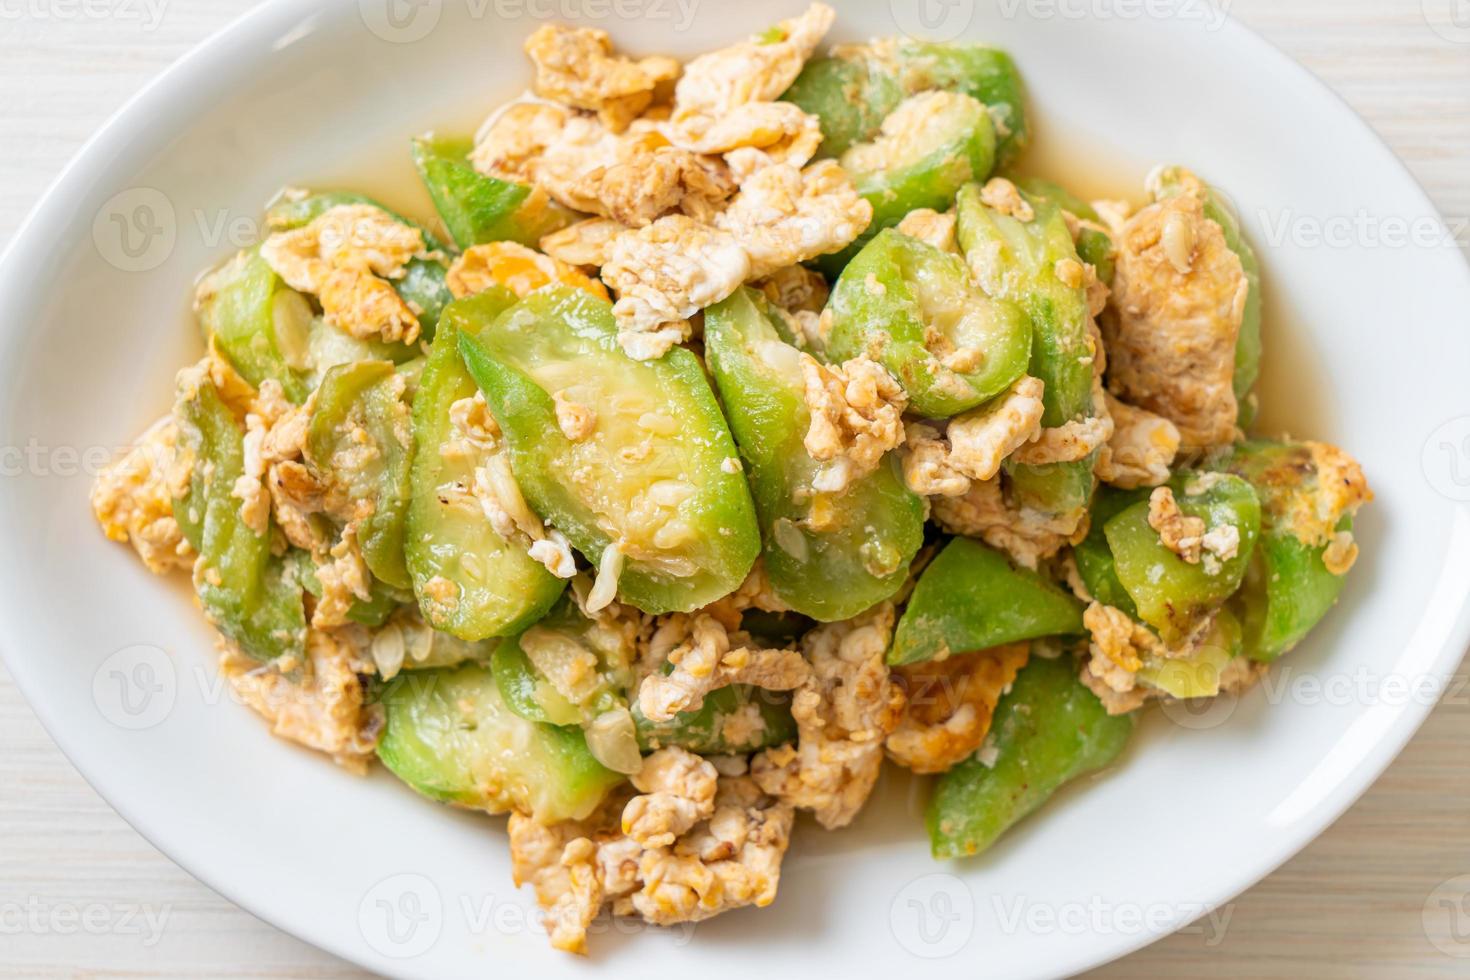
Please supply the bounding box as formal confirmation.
[1,2,1468,977]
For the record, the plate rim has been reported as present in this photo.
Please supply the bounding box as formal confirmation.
[0,2,1467,977]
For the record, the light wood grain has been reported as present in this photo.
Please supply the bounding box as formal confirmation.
[1,2,1466,976]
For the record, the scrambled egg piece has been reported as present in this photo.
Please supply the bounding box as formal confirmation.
[1009,412,1114,467]
[1080,601,1246,715]
[601,160,866,358]
[671,4,832,115]
[540,216,629,269]
[311,524,373,629]
[1104,177,1249,451]
[259,204,425,345]
[1084,601,1153,678]
[470,100,570,182]
[901,422,973,498]
[930,376,1048,494]
[680,102,823,174]
[978,176,1034,222]
[752,602,906,829]
[602,214,751,359]
[552,389,597,442]
[801,353,908,494]
[446,241,608,300]
[930,477,1082,569]
[1278,442,1373,550]
[1147,486,1209,564]
[217,627,382,772]
[713,160,872,279]
[91,416,193,574]
[473,102,735,228]
[250,374,408,626]
[523,24,680,133]
[1079,601,1171,715]
[667,2,832,164]
[895,207,958,254]
[233,409,273,537]
[582,145,736,227]
[622,747,718,847]
[508,798,617,954]
[953,381,1050,476]
[636,611,809,723]
[886,643,1030,774]
[900,377,1047,496]
[510,754,795,954]
[266,459,327,555]
[1095,391,1180,488]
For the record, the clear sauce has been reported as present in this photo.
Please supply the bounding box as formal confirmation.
[289,138,445,240]
[1011,122,1334,443]
[1249,283,1337,442]
[1009,122,1150,212]
[272,93,491,243]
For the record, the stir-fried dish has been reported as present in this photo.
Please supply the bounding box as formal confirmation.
[90,5,1372,954]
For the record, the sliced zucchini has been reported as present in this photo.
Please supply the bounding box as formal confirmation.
[1216,441,1363,662]
[1104,474,1261,645]
[305,361,414,590]
[377,662,623,823]
[197,248,312,403]
[411,134,579,249]
[1071,485,1150,618]
[826,228,1032,418]
[704,287,925,620]
[488,594,636,727]
[405,292,566,640]
[633,684,796,755]
[890,538,1085,666]
[456,287,761,614]
[819,90,996,276]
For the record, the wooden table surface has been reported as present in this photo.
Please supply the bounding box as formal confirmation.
[1,1,1467,976]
